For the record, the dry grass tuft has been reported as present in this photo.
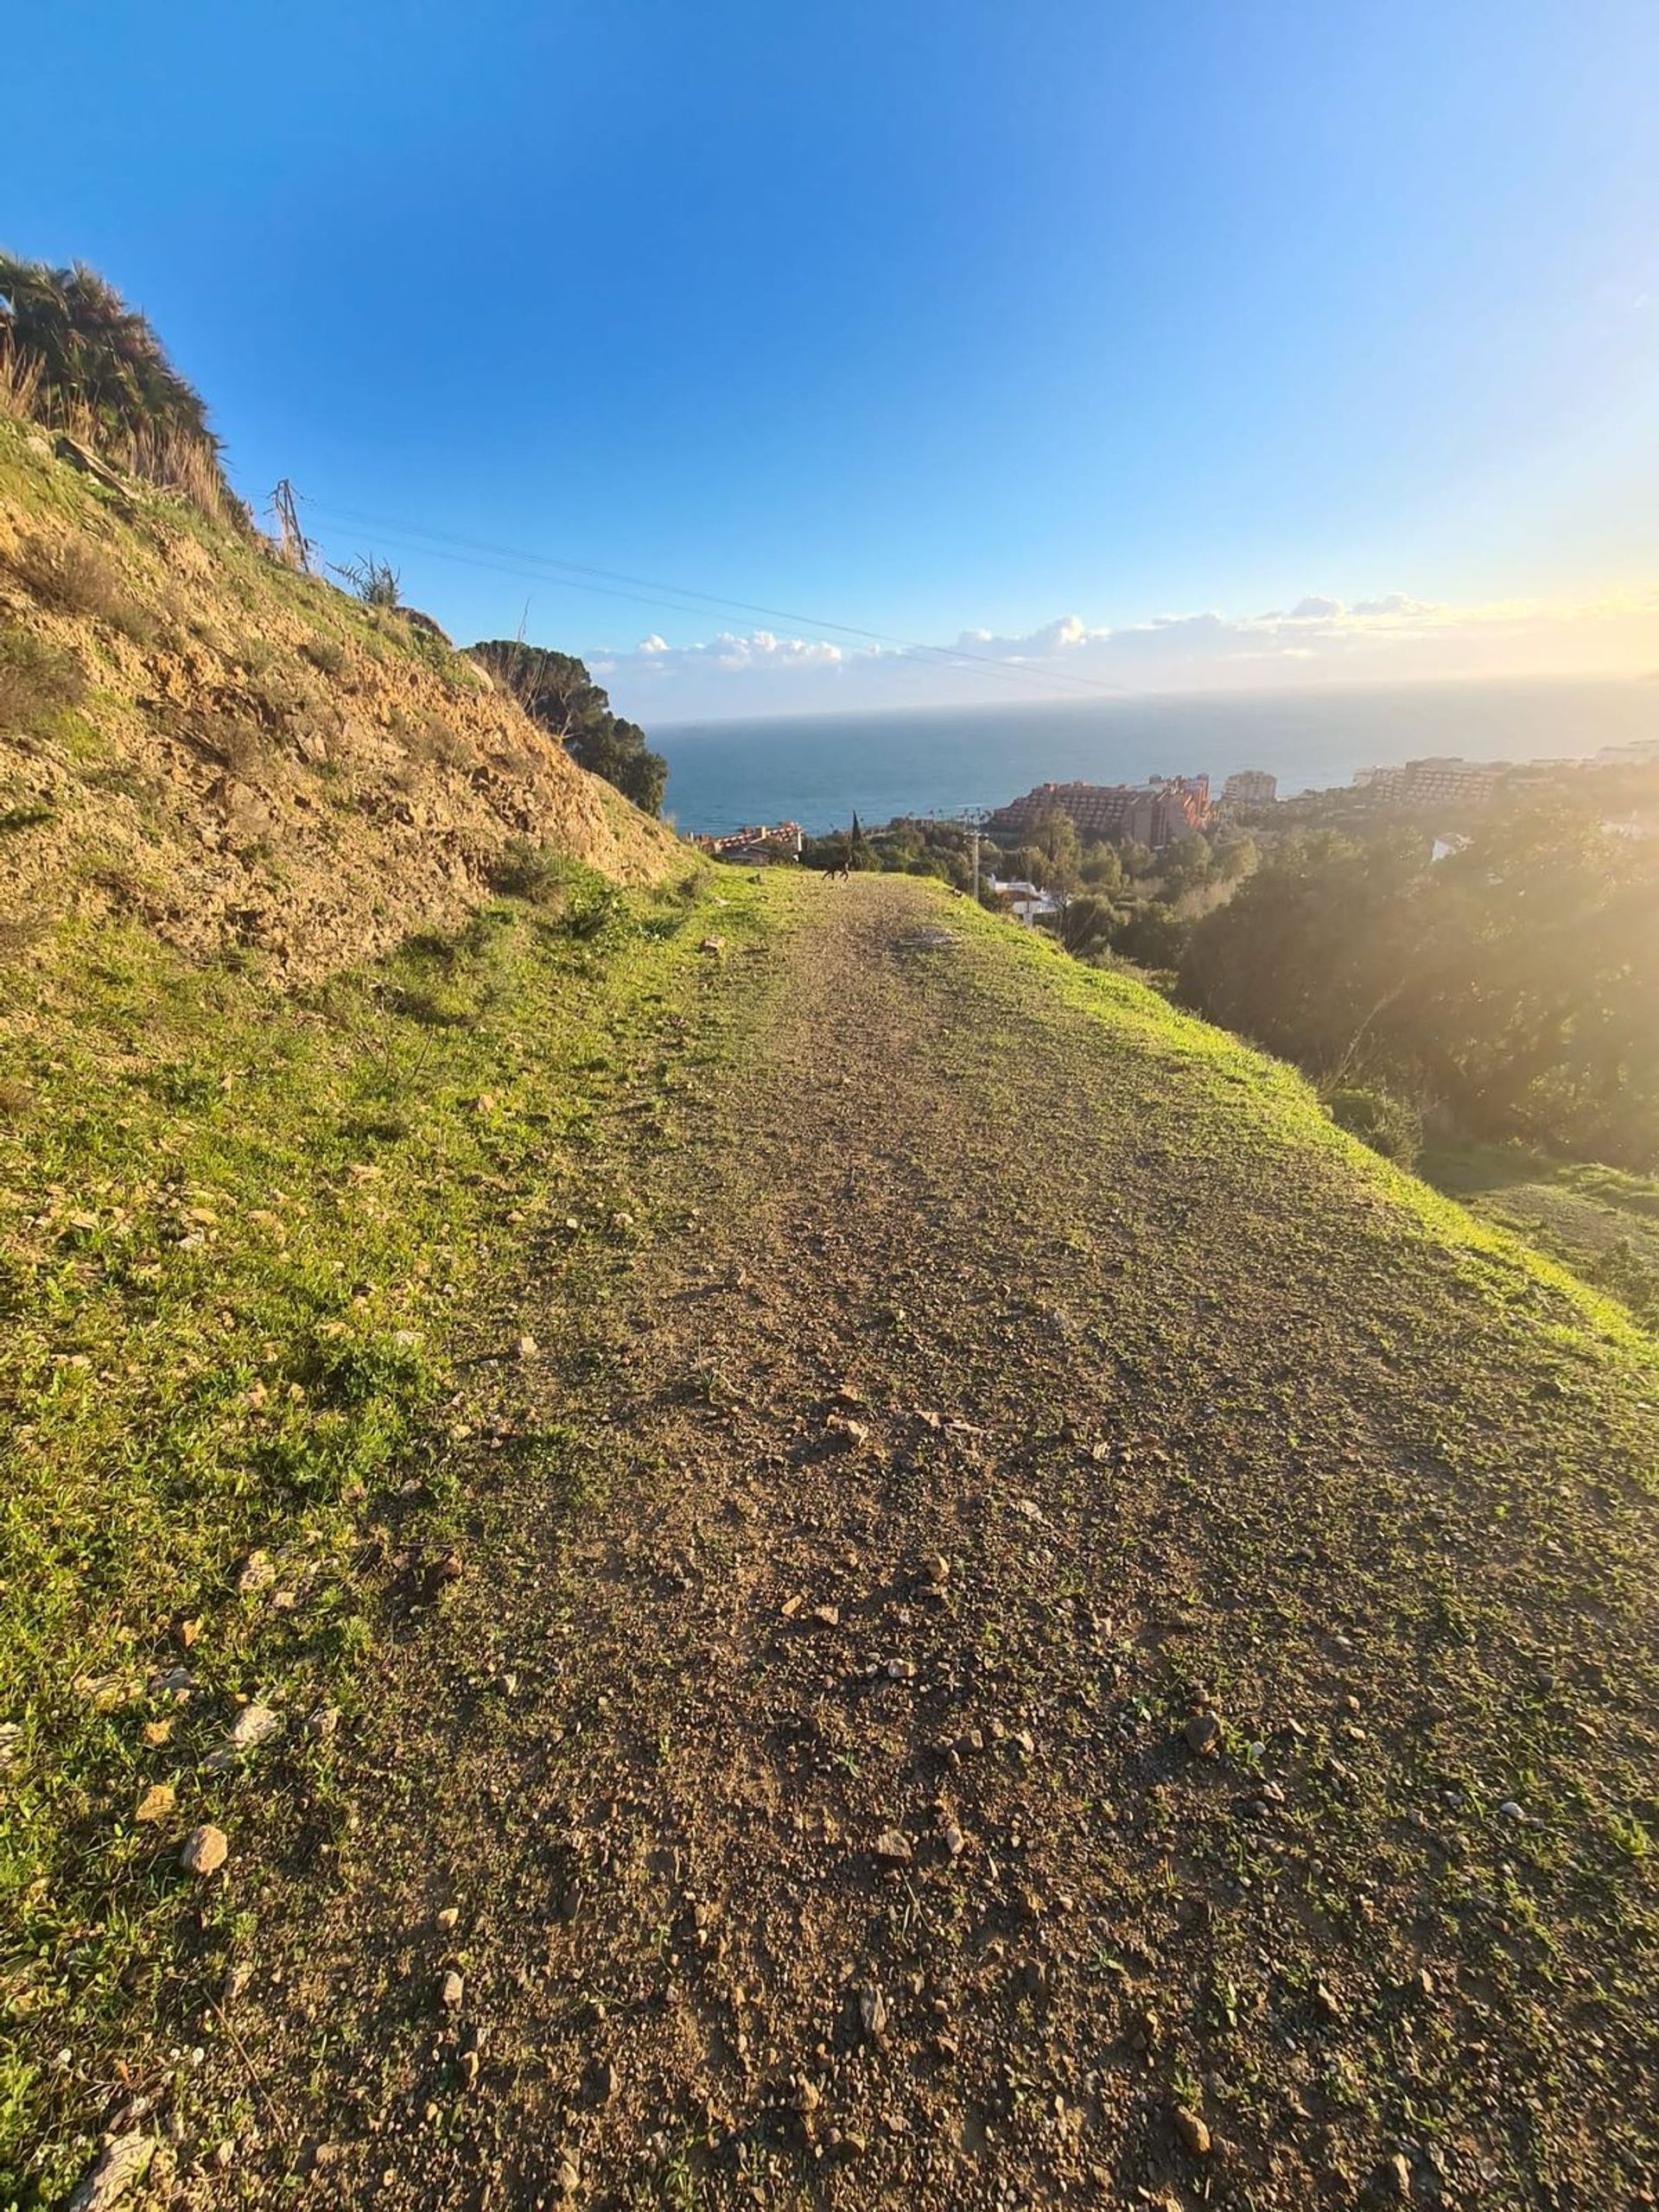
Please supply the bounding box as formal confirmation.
[0,626,87,734]
[3,530,154,642]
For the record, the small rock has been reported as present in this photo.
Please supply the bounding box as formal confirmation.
[809,1605,840,1629]
[437,1905,460,1931]
[227,1702,281,1750]
[134,1783,175,1825]
[1184,1711,1223,1758]
[1174,2107,1211,2157]
[883,1657,917,1682]
[1376,2151,1413,2200]
[440,1970,464,2010]
[64,2131,156,2212]
[698,935,726,954]
[858,1985,888,2038]
[872,1828,912,1865]
[1497,1799,1525,1822]
[516,1332,539,1360]
[943,1824,965,1857]
[180,1825,228,1878]
[1313,1980,1344,2022]
[555,2152,581,2195]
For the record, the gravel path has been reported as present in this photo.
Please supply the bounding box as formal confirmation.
[217,877,1659,2210]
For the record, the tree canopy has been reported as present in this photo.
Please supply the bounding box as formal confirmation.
[469,640,667,817]
[1179,810,1659,1168]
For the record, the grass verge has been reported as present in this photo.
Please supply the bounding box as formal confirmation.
[0,861,756,2203]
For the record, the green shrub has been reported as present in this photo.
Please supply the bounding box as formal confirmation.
[1327,1083,1422,1166]
[490,836,569,904]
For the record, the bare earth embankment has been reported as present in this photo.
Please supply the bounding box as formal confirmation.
[185,874,1657,2212]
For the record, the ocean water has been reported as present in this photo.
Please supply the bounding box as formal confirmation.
[654,677,1656,836]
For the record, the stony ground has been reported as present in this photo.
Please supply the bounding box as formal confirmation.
[154,878,1656,2209]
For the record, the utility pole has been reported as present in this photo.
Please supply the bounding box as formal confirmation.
[269,480,311,571]
[955,807,990,901]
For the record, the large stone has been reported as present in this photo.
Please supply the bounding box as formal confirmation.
[180,1824,228,1877]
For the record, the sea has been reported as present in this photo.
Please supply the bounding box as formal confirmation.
[652,676,1657,837]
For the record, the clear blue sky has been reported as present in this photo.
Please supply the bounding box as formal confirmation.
[6,0,1659,718]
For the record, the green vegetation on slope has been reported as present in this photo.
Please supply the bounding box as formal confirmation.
[1422,1140,1659,1334]
[0,254,243,529]
[937,884,1658,1370]
[1179,810,1659,1173]
[468,639,669,817]
[0,858,741,2200]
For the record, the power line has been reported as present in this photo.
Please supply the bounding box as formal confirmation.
[300,496,1128,702]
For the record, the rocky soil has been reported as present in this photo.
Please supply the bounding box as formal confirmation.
[0,423,678,980]
[94,880,1659,2208]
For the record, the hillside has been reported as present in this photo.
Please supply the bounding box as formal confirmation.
[0,416,677,976]
[8,870,1655,2210]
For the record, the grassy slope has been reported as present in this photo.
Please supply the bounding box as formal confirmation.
[948,895,1657,1374]
[0,864,741,2197]
[1421,1140,1659,1338]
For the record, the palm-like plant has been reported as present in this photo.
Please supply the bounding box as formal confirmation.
[0,252,241,523]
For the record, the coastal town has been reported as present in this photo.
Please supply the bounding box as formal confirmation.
[691,732,1659,874]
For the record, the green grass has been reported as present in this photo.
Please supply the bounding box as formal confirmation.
[941,888,1658,1376]
[0,861,749,2203]
[1421,1139,1659,1336]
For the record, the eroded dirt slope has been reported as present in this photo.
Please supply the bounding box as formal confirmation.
[0,421,678,979]
[198,878,1657,2210]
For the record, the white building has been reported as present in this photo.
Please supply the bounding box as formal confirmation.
[988,876,1059,926]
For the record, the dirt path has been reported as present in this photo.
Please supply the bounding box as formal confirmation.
[213,878,1657,2210]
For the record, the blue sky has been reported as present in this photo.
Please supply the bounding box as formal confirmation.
[6,0,1659,720]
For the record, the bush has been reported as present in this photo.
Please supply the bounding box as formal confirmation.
[1,253,246,526]
[300,635,347,677]
[489,841,623,937]
[490,836,569,904]
[4,530,150,639]
[0,626,86,733]
[1327,1084,1422,1166]
[339,555,402,609]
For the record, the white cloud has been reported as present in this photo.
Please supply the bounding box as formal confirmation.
[1288,594,1345,620]
[1351,592,1436,618]
[592,583,1659,720]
